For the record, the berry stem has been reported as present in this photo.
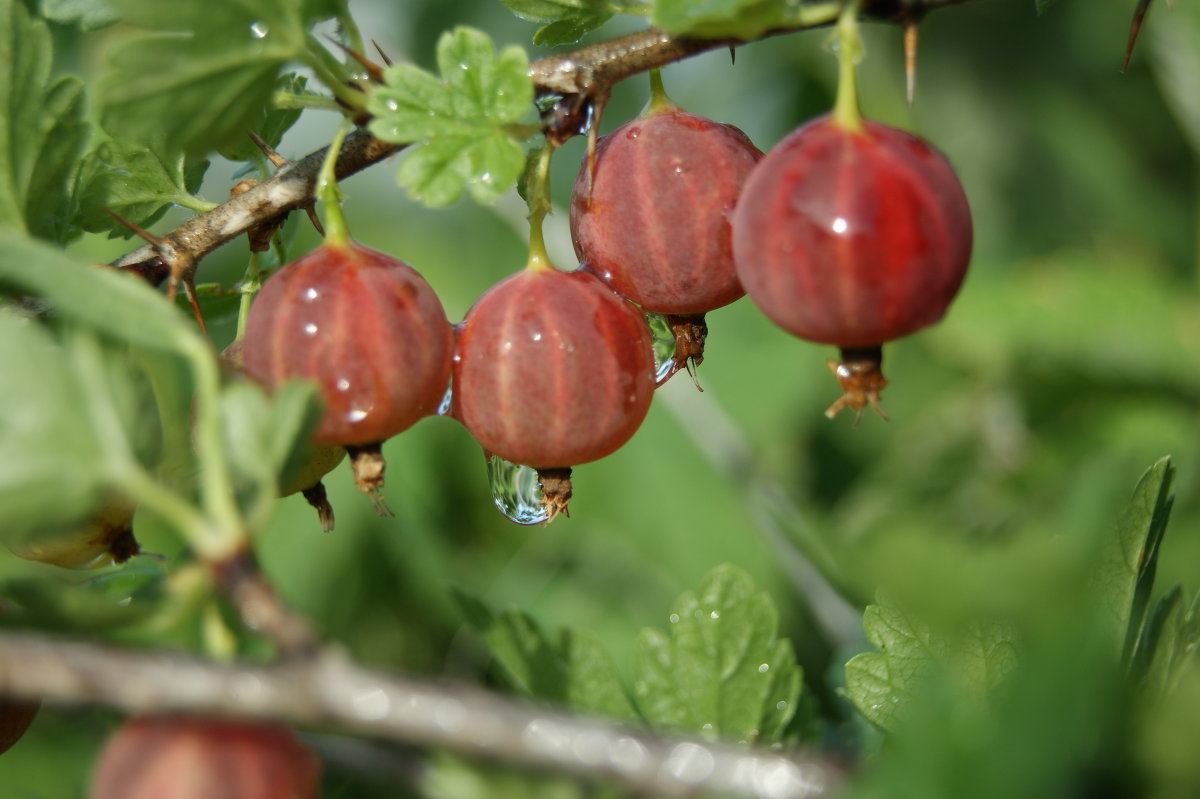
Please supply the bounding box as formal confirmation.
[235,251,263,342]
[524,140,557,273]
[316,120,354,248]
[832,0,866,134]
[643,69,676,115]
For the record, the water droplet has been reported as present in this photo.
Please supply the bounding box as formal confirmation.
[384,98,399,112]
[709,610,720,619]
[304,287,319,301]
[486,455,550,525]
[701,722,714,731]
[831,216,849,234]
[336,378,350,391]
[758,663,770,673]
[626,127,640,139]
[669,613,680,624]
[645,312,677,383]
[303,322,318,336]
[347,408,369,423]
[249,20,269,38]
[776,700,788,710]
[437,379,453,416]
[478,171,493,185]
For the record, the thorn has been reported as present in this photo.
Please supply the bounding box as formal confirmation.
[904,18,919,105]
[248,131,289,168]
[104,208,163,247]
[729,45,737,65]
[372,40,394,67]
[305,206,326,237]
[1123,0,1154,73]
[326,35,385,82]
[182,278,208,334]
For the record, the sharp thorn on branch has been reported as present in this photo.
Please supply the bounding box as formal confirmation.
[1123,0,1154,73]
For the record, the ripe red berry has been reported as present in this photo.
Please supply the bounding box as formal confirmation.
[90,717,319,799]
[243,241,452,446]
[570,107,762,316]
[242,240,453,504]
[451,267,655,518]
[731,114,972,417]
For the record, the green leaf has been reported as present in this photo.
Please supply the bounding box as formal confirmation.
[532,14,612,47]
[38,0,118,29]
[632,564,802,743]
[497,0,615,44]
[74,139,210,238]
[651,0,818,39]
[218,378,323,530]
[218,73,309,162]
[366,27,534,207]
[0,0,91,243]
[0,310,108,546]
[843,596,1017,731]
[454,591,639,722]
[0,228,198,354]
[1093,457,1175,662]
[1135,584,1184,689]
[424,753,591,799]
[98,0,333,155]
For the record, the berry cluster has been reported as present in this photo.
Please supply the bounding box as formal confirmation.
[232,56,972,526]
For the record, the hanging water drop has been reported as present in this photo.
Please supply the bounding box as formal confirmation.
[645,312,677,385]
[486,455,551,525]
[249,21,269,38]
[436,378,453,417]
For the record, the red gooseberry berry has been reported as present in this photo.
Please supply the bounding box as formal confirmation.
[731,113,972,418]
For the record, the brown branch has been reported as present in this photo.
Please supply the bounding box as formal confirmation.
[111,0,978,276]
[0,631,845,799]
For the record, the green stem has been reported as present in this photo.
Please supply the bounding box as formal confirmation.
[643,68,675,115]
[316,120,354,247]
[182,337,248,559]
[235,251,262,342]
[832,0,866,133]
[272,91,342,112]
[303,38,367,112]
[524,141,556,272]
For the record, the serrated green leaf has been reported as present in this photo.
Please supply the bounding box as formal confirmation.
[100,37,295,158]
[366,27,533,207]
[533,14,612,47]
[843,597,1017,731]
[0,228,198,353]
[74,139,210,238]
[652,0,811,39]
[0,0,90,243]
[632,564,801,743]
[454,591,638,722]
[39,0,118,29]
[497,0,615,44]
[218,379,322,531]
[98,0,333,156]
[1094,457,1175,661]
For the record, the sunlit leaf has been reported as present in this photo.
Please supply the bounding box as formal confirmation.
[366,27,533,207]
[632,563,802,743]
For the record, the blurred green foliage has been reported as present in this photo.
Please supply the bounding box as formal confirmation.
[2,0,1200,797]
